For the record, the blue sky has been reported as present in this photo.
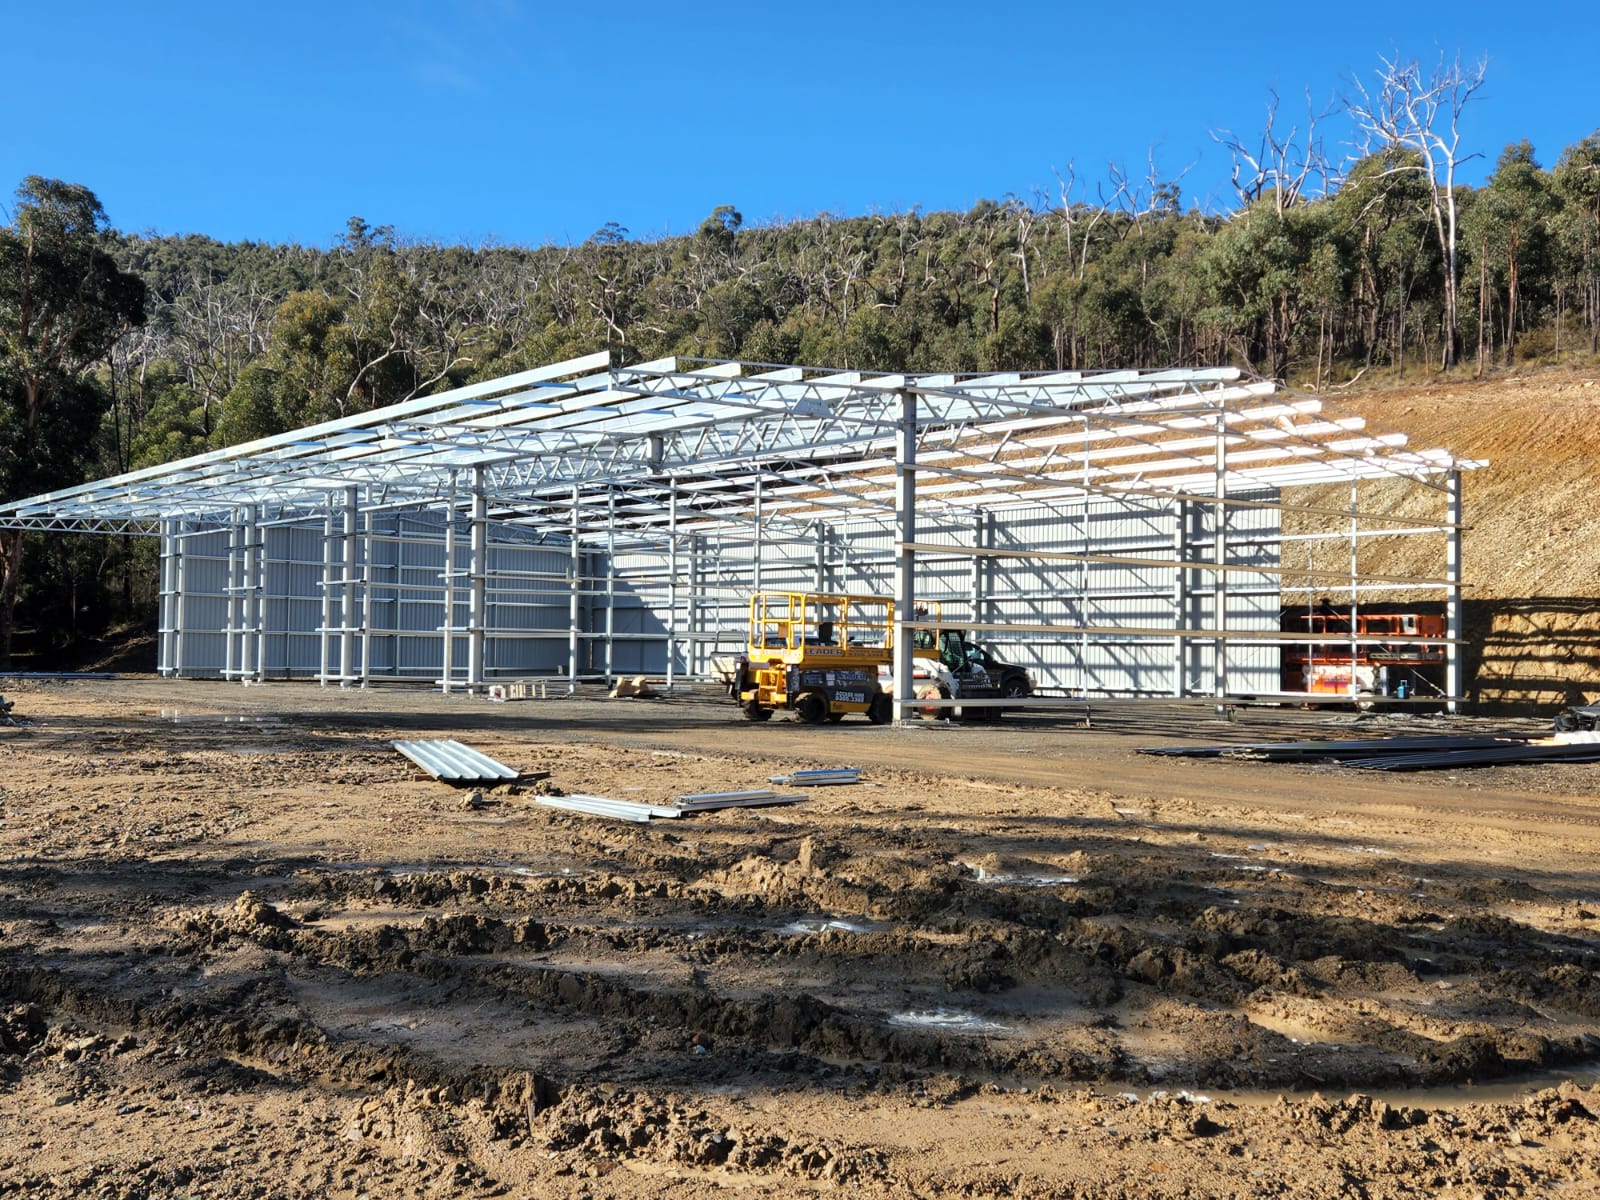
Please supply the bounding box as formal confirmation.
[7,0,1596,248]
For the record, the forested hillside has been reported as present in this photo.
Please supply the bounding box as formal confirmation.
[103,128,1600,478]
[4,62,1600,663]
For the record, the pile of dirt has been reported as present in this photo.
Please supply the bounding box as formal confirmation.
[8,620,159,675]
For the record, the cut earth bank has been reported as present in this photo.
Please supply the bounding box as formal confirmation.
[1316,367,1600,712]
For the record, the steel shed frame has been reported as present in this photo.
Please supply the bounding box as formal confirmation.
[0,352,1479,713]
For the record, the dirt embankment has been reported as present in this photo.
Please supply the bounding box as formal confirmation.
[4,679,1600,1197]
[1292,366,1600,711]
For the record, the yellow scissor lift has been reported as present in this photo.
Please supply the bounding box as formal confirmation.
[736,592,904,724]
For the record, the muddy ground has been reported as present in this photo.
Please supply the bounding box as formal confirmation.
[3,677,1600,1198]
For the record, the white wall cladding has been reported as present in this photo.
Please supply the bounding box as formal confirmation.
[159,493,1280,698]
[162,489,1286,694]
[266,524,329,674]
[162,513,570,680]
[652,495,1282,697]
[165,528,231,678]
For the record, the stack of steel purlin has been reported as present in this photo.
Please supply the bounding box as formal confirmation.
[1138,731,1600,772]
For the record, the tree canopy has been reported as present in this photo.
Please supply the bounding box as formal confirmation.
[0,177,146,662]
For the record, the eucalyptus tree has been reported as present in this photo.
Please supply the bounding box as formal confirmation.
[1200,194,1319,379]
[1462,142,1555,368]
[0,177,146,663]
[1347,53,1488,368]
[1552,130,1600,352]
[1212,87,1338,217]
[1331,149,1439,371]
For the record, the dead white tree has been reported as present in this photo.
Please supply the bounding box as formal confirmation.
[1347,52,1487,368]
[1103,150,1196,235]
[1212,87,1338,215]
[1052,162,1110,280]
[1001,195,1038,303]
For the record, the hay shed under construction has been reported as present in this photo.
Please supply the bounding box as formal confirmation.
[0,353,1478,716]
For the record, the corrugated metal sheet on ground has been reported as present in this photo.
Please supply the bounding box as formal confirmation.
[1136,732,1600,772]
[392,739,519,782]
[768,768,860,786]
[1138,736,1519,761]
[1350,740,1600,771]
[536,790,803,821]
[537,794,682,822]
[674,790,803,811]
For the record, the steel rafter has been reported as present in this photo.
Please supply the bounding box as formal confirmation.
[0,352,1477,540]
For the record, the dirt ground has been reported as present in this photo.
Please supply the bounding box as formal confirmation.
[3,677,1600,1199]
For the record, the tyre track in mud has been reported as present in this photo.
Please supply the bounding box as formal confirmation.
[8,822,1599,1098]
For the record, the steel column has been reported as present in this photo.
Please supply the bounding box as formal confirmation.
[666,485,679,689]
[1348,480,1360,701]
[1172,499,1187,698]
[157,518,175,677]
[1447,469,1464,712]
[604,488,616,686]
[171,521,187,679]
[225,513,242,682]
[970,511,985,627]
[441,491,457,693]
[568,484,580,695]
[318,506,335,686]
[244,504,262,681]
[688,534,701,680]
[340,487,358,687]
[468,468,487,688]
[753,479,764,593]
[360,507,375,687]
[892,388,917,722]
[1212,413,1229,708]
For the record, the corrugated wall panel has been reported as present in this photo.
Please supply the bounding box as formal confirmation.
[165,491,1281,695]
[172,514,580,679]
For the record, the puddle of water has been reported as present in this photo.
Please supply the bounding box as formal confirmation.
[358,862,589,880]
[962,862,1080,887]
[1206,857,1281,878]
[157,710,281,725]
[889,1008,1012,1034]
[303,861,454,877]
[1113,1088,1214,1105]
[1380,1061,1600,1108]
[503,866,589,879]
[780,917,874,936]
[978,872,1081,887]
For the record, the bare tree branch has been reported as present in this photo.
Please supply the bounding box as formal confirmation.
[1212,87,1339,215]
[1346,51,1488,367]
